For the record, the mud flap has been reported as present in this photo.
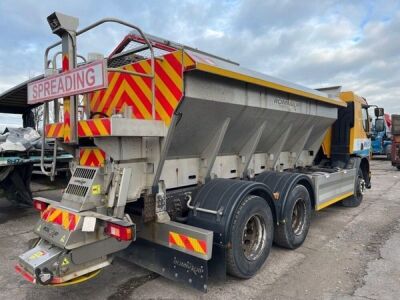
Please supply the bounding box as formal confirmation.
[120,238,208,292]
[208,243,226,281]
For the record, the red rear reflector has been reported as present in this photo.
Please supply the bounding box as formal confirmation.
[33,199,48,212]
[15,264,35,283]
[105,223,133,241]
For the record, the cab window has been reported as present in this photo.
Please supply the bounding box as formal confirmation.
[361,107,369,132]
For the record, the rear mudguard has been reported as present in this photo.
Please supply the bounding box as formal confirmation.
[186,178,275,279]
[187,178,275,245]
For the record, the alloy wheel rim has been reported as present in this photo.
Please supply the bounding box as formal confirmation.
[242,215,267,261]
[292,198,306,236]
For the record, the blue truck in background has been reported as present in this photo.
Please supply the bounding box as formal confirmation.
[371,114,392,160]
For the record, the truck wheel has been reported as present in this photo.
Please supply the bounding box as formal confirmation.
[226,195,273,279]
[274,184,311,249]
[342,168,365,207]
[397,166,400,170]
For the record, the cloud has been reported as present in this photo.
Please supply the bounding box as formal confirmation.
[0,0,399,118]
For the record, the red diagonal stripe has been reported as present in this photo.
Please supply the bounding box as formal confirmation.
[91,89,107,112]
[131,63,152,88]
[114,89,144,119]
[85,152,96,167]
[54,124,61,137]
[155,60,182,100]
[122,74,153,113]
[179,234,194,251]
[53,212,63,225]
[87,120,101,136]
[86,151,101,167]
[155,111,161,121]
[42,207,54,220]
[77,122,85,137]
[71,215,79,230]
[94,72,125,113]
[133,60,178,117]
[101,119,111,134]
[45,124,51,135]
[91,152,100,167]
[155,86,174,116]
[68,213,75,230]
[169,232,177,245]
[199,240,207,253]
[163,53,183,78]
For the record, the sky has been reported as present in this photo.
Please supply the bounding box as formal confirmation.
[0,0,399,126]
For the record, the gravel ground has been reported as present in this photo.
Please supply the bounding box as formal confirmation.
[0,159,399,300]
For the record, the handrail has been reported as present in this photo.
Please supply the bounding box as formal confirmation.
[40,102,51,176]
[41,52,88,179]
[40,17,156,177]
[107,68,153,77]
[43,17,156,118]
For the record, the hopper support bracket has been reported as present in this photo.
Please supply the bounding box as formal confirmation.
[200,118,231,183]
[239,121,267,179]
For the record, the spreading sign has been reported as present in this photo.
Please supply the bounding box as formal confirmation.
[27,60,108,104]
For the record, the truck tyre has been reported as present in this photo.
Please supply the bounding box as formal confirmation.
[397,166,400,170]
[342,168,365,207]
[226,195,273,279]
[274,184,311,249]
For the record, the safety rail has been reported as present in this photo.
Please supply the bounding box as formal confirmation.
[40,52,88,179]
[40,18,156,177]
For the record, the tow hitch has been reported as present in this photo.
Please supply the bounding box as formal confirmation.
[35,268,53,285]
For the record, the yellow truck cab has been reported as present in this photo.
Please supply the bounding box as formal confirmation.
[319,87,371,191]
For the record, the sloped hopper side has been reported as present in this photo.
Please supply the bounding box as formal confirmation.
[166,71,338,168]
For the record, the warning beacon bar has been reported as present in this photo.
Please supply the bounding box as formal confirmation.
[27,60,108,104]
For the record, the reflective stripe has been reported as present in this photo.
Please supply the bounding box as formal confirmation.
[316,192,354,210]
[78,119,111,137]
[41,206,80,231]
[88,50,191,125]
[79,147,106,167]
[45,123,64,138]
[169,231,207,255]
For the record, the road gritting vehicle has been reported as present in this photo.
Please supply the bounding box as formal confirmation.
[15,12,378,291]
[371,113,392,160]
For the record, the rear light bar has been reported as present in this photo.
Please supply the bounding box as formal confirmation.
[33,199,49,212]
[105,223,134,241]
[15,264,35,283]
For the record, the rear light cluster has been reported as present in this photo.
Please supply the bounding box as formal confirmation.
[33,199,49,212]
[33,198,134,241]
[105,223,134,241]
